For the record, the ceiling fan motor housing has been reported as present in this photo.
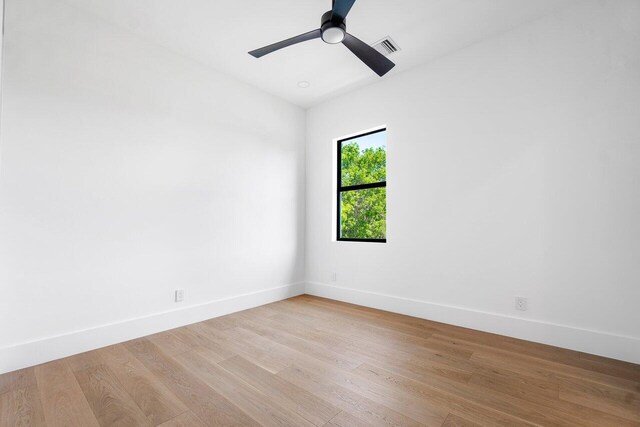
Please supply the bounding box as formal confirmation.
[321,10,346,44]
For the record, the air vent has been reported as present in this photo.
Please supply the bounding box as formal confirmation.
[372,36,401,57]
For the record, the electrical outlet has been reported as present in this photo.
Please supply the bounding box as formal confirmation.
[515,297,527,311]
[331,272,337,282]
[175,289,184,302]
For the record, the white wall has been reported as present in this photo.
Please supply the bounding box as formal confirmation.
[0,0,305,373]
[305,0,640,363]
[1,0,639,373]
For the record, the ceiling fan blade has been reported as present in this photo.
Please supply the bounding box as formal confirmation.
[331,0,357,22]
[342,33,395,77]
[249,29,322,58]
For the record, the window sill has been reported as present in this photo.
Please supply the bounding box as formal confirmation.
[336,238,386,243]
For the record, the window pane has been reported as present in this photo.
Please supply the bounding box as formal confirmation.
[340,131,386,187]
[340,187,386,239]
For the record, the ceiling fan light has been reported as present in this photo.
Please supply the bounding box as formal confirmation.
[322,27,345,44]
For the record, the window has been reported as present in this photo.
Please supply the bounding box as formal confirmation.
[337,128,386,242]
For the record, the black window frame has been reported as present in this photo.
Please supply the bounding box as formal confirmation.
[336,128,387,243]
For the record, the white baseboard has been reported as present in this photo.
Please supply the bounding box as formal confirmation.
[305,282,640,364]
[0,283,305,375]
[3,280,637,374]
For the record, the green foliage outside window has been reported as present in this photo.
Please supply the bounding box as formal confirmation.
[339,140,386,240]
[340,142,386,186]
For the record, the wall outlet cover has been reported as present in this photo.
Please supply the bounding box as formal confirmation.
[515,297,527,311]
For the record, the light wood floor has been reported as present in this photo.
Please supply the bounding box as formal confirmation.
[1,295,639,426]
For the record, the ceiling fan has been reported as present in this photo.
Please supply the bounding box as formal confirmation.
[248,0,395,77]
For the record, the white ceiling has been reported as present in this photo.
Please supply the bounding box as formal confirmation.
[61,0,577,108]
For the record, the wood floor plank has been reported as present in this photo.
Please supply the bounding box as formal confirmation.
[280,360,449,426]
[310,311,472,361]
[233,313,366,370]
[558,375,640,422]
[277,298,439,345]
[357,363,556,426]
[0,368,37,396]
[277,364,425,427]
[146,330,193,357]
[187,322,291,373]
[204,313,242,331]
[74,364,152,426]
[268,311,476,384]
[465,366,635,426]
[354,362,637,427]
[352,361,536,427]
[430,333,640,391]
[580,351,640,373]
[156,411,207,427]
[246,311,358,356]
[219,355,340,426]
[291,297,439,339]
[471,348,640,394]
[174,350,318,427]
[299,296,634,383]
[322,411,373,427]
[0,385,46,427]
[65,350,106,373]
[269,306,471,368]
[441,414,482,427]
[34,360,100,427]
[368,351,474,385]
[296,296,559,362]
[222,326,303,370]
[169,325,234,362]
[284,358,498,427]
[430,332,640,389]
[266,309,475,387]
[98,344,187,425]
[241,303,283,319]
[124,337,259,426]
[468,367,560,400]
[2,295,638,426]
[438,329,639,382]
